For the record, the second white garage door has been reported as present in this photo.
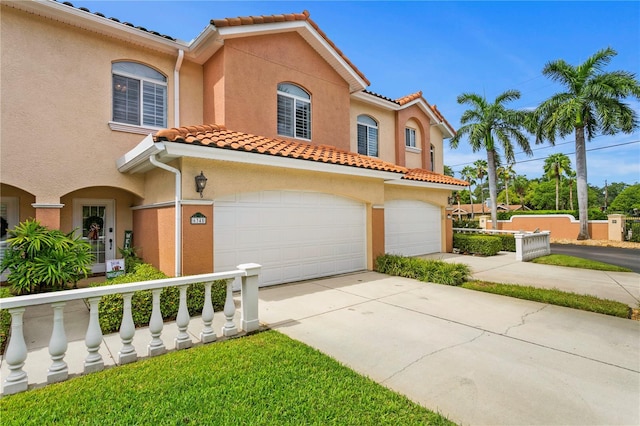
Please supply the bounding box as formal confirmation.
[214,190,366,287]
[385,200,441,256]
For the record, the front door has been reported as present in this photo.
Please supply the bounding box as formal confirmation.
[73,199,115,274]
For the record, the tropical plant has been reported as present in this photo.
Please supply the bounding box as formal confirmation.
[543,153,572,210]
[443,165,455,177]
[497,162,515,208]
[450,90,533,229]
[609,184,640,213]
[534,47,640,239]
[512,174,530,208]
[474,159,488,213]
[0,219,94,294]
[460,166,477,218]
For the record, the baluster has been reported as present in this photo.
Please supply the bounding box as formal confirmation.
[222,278,238,337]
[48,302,68,384]
[118,292,137,364]
[200,282,217,344]
[2,308,28,395]
[84,297,104,374]
[148,289,166,356]
[175,284,193,349]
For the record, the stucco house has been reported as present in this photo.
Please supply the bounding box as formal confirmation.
[1,0,467,286]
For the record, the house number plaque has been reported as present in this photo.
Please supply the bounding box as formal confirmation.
[190,212,207,225]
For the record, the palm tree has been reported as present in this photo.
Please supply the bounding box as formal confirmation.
[497,163,515,208]
[460,166,477,218]
[451,90,533,229]
[543,153,572,210]
[512,175,529,208]
[534,47,640,239]
[474,159,488,213]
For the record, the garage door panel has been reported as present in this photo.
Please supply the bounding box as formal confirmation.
[385,200,441,256]
[215,190,366,287]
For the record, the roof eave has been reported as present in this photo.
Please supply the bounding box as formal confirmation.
[385,179,467,191]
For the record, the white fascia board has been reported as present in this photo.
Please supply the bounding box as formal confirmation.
[217,21,367,92]
[434,122,456,139]
[384,179,467,191]
[116,135,164,173]
[161,142,403,180]
[10,0,187,54]
[184,26,224,64]
[351,91,402,110]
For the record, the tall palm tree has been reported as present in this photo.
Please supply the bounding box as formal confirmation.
[451,90,533,229]
[460,166,477,218]
[512,175,529,208]
[543,153,572,210]
[498,162,515,208]
[534,47,640,239]
[474,159,488,213]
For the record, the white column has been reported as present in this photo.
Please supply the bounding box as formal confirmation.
[84,297,104,374]
[118,292,137,364]
[222,278,237,337]
[175,284,192,349]
[47,302,68,384]
[200,282,217,344]
[148,289,166,356]
[238,263,261,333]
[2,308,28,395]
[515,233,524,261]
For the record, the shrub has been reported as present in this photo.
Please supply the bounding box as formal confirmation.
[497,234,516,252]
[0,287,12,355]
[452,219,480,229]
[0,220,94,295]
[91,263,228,334]
[628,222,640,243]
[374,254,469,286]
[453,233,502,256]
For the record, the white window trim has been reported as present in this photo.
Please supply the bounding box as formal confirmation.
[112,65,168,129]
[405,127,417,148]
[277,85,312,141]
[406,146,421,154]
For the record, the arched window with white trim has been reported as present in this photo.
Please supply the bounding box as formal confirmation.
[112,61,167,128]
[277,83,311,140]
[357,115,378,157]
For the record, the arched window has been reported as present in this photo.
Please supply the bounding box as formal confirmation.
[112,62,167,128]
[430,144,435,171]
[277,83,311,139]
[357,115,378,157]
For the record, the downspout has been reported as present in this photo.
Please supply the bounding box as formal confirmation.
[174,49,184,128]
[149,153,182,277]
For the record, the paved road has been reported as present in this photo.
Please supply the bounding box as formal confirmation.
[550,244,640,273]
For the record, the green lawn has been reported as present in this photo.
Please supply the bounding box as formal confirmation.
[532,254,632,272]
[0,330,454,426]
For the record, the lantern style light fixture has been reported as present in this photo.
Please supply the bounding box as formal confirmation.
[195,171,208,198]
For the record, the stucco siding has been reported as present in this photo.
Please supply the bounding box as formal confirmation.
[349,100,396,163]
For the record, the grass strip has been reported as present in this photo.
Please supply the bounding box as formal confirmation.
[532,254,632,272]
[462,280,631,318]
[0,330,454,426]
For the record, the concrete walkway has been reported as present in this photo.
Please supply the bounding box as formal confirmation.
[2,254,639,425]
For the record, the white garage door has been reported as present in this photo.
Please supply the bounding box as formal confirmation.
[385,200,441,256]
[214,190,366,287]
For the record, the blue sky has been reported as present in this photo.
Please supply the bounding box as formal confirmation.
[73,0,640,188]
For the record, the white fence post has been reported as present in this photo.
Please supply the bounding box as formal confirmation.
[200,281,217,344]
[47,302,68,384]
[238,263,261,333]
[84,297,104,373]
[148,289,165,356]
[118,292,137,364]
[2,308,28,395]
[175,285,193,349]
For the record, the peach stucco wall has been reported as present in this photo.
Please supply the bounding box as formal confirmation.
[349,100,396,163]
[182,204,214,275]
[395,105,432,170]
[495,215,608,240]
[133,206,176,277]
[404,118,424,170]
[203,32,351,150]
[0,6,202,204]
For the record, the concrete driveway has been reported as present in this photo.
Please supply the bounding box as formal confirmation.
[259,271,640,425]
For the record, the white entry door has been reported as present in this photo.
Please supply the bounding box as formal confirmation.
[214,190,366,287]
[73,199,115,274]
[385,199,441,256]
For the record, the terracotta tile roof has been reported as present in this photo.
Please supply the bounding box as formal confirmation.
[55,1,176,40]
[154,124,406,174]
[396,91,423,106]
[430,104,456,136]
[404,169,468,187]
[211,11,370,86]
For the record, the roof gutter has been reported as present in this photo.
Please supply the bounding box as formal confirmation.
[174,49,184,127]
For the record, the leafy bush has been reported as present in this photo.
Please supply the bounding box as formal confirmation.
[0,287,12,355]
[0,220,94,295]
[452,219,480,229]
[497,234,516,252]
[453,233,502,256]
[627,222,640,243]
[91,263,228,334]
[117,246,143,274]
[374,254,469,286]
[497,209,607,221]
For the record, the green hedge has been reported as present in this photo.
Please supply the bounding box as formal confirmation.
[452,219,480,229]
[497,234,516,252]
[90,264,228,334]
[453,233,502,256]
[0,287,12,355]
[374,254,470,286]
[497,209,607,221]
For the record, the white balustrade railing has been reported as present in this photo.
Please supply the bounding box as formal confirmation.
[453,228,551,261]
[0,263,261,395]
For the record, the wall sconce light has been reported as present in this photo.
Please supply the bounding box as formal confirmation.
[195,171,208,198]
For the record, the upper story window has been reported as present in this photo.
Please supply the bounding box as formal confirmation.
[405,127,417,148]
[357,115,378,157]
[430,144,435,171]
[277,83,311,140]
[112,62,167,128]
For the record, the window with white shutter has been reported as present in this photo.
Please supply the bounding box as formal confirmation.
[277,83,311,140]
[405,128,416,148]
[112,62,167,128]
[357,115,378,157]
